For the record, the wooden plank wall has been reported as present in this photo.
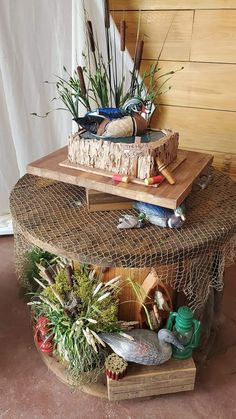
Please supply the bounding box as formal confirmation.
[111,1,236,180]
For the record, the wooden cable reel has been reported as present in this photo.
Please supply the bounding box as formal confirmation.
[135,268,173,330]
[95,266,173,327]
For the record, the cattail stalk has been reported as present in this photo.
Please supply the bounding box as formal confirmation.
[87,20,98,71]
[120,20,126,104]
[120,20,126,52]
[129,11,141,96]
[112,27,118,106]
[130,38,144,96]
[104,0,112,104]
[134,39,144,71]
[87,20,95,52]
[66,265,74,287]
[104,0,110,28]
[77,66,86,96]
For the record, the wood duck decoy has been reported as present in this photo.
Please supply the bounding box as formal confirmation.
[74,97,149,139]
[100,328,184,365]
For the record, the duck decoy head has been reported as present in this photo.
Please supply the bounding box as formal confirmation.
[123,97,150,116]
[168,204,186,228]
[174,204,186,221]
[158,329,184,350]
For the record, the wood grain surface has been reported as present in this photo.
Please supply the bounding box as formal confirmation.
[111,1,236,10]
[112,4,236,180]
[86,189,133,212]
[191,10,236,63]
[37,342,195,401]
[142,61,236,112]
[155,106,236,179]
[27,147,213,209]
[107,357,196,401]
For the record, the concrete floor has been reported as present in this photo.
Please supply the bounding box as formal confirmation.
[0,236,236,419]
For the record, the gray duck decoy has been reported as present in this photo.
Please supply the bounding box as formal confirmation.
[100,328,184,365]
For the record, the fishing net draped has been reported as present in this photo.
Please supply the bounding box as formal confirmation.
[10,171,236,311]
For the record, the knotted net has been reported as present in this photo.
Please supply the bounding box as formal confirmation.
[10,170,236,312]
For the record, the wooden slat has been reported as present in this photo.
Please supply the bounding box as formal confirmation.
[156,106,236,154]
[191,10,236,63]
[107,357,196,401]
[38,342,196,401]
[112,11,194,61]
[112,1,236,183]
[27,147,213,210]
[156,105,236,180]
[142,61,236,111]
[113,10,236,63]
[184,148,236,181]
[111,1,236,10]
[86,189,133,212]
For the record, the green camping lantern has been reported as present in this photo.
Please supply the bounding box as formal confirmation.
[166,306,200,359]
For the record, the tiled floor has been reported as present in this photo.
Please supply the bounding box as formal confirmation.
[0,235,236,419]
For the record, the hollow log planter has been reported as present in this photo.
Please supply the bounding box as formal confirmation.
[68,129,179,180]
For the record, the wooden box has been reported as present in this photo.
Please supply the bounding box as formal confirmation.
[107,357,196,401]
[68,129,179,179]
[86,189,133,212]
[37,342,196,400]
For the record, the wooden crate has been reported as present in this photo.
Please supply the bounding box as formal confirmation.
[107,357,196,401]
[86,189,133,212]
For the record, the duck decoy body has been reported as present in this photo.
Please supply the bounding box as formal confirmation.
[100,328,184,365]
[117,213,145,229]
[74,97,149,139]
[133,202,186,228]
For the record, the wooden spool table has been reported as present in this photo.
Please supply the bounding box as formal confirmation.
[10,171,236,398]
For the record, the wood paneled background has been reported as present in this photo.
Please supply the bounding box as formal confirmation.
[111,1,236,180]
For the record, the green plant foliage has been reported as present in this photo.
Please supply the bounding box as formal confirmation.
[30,264,120,383]
[31,12,183,120]
[22,247,57,294]
[41,269,71,303]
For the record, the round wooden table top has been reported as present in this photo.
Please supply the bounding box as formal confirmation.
[10,171,236,267]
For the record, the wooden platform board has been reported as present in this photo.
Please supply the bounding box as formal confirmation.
[27,146,213,209]
[107,357,196,401]
[37,342,195,401]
